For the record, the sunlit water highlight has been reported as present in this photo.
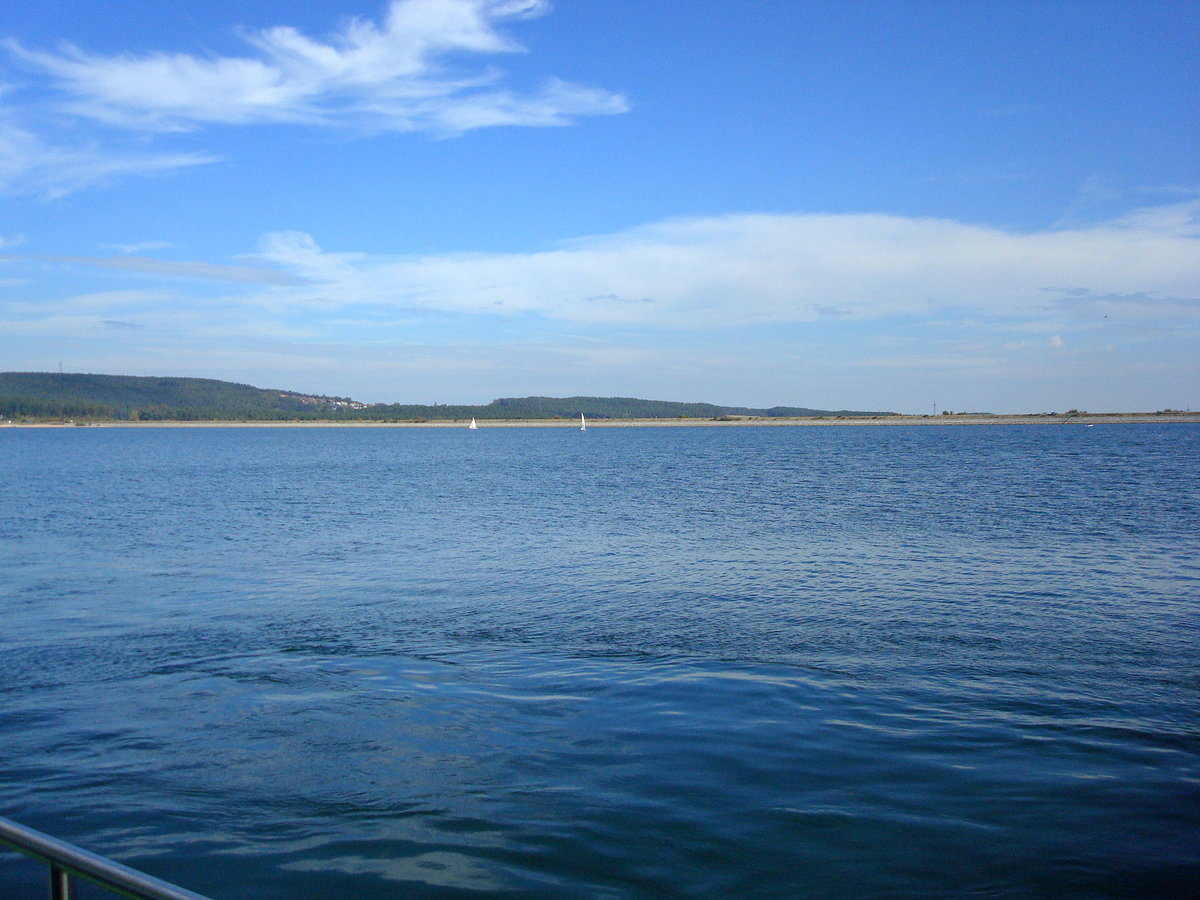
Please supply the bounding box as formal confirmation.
[2,424,1198,898]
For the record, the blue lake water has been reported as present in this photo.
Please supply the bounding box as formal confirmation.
[1,423,1198,898]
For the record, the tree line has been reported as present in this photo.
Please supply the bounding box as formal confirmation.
[0,373,894,422]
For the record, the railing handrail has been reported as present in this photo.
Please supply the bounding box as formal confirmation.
[0,814,213,900]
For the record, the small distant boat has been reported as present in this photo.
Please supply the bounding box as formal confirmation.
[468,417,478,430]
[580,413,587,431]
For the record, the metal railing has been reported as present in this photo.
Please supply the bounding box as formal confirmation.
[0,815,212,900]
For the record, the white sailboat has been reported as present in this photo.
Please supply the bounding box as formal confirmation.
[580,413,587,431]
[468,417,478,430]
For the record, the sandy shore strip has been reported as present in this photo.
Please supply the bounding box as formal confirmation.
[6,413,1199,428]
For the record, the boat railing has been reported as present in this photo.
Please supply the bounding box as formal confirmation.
[0,814,212,900]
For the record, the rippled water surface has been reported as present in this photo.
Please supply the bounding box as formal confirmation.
[2,424,1198,898]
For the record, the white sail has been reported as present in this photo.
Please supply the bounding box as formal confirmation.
[468,417,478,429]
[580,413,586,431]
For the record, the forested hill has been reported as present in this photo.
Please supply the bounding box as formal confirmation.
[479,396,893,419]
[0,373,895,421]
[0,373,364,420]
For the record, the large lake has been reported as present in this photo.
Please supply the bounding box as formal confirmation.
[1,424,1197,898]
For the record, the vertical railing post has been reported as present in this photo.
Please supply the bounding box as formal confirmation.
[50,862,73,900]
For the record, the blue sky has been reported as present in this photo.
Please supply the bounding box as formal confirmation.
[1,0,1197,412]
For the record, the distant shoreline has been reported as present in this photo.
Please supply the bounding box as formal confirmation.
[6,412,1199,428]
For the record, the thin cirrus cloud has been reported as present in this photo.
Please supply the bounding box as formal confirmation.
[0,114,216,198]
[244,204,1200,329]
[6,0,628,135]
[24,204,1198,350]
[101,241,174,254]
[47,254,310,286]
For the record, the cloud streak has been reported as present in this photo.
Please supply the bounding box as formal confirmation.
[0,115,216,198]
[246,203,1200,329]
[48,254,309,285]
[7,0,628,135]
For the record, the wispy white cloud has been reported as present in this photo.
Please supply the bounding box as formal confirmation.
[0,113,216,198]
[6,0,627,135]
[1054,176,1200,229]
[0,313,124,337]
[0,289,174,317]
[48,253,309,285]
[10,203,1197,341]
[245,202,1200,329]
[101,241,174,254]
